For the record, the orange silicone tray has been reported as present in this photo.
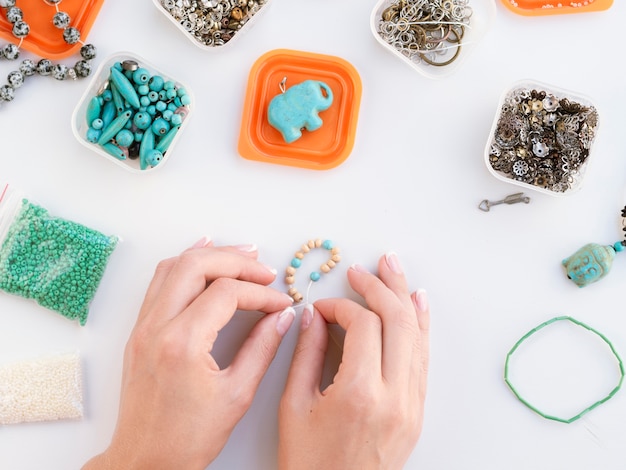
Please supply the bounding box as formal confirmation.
[0,0,104,59]
[501,0,612,15]
[238,49,362,170]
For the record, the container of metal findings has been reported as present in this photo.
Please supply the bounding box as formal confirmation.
[484,80,600,196]
[370,0,496,79]
[153,0,271,50]
[71,52,193,173]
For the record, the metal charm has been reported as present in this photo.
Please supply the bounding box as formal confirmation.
[478,192,530,212]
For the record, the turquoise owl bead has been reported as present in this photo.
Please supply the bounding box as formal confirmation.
[562,243,617,287]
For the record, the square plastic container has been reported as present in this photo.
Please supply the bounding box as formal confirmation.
[0,0,104,59]
[370,0,496,79]
[152,0,271,50]
[238,49,362,170]
[501,0,612,16]
[72,52,193,173]
[484,80,600,196]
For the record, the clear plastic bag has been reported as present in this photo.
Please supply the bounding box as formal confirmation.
[0,183,118,325]
[0,352,83,424]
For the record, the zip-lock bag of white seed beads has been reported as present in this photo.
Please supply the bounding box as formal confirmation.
[0,352,84,425]
[0,183,118,325]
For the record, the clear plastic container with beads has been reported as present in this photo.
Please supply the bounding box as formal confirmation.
[0,183,118,325]
[152,0,272,50]
[370,0,496,79]
[72,52,194,173]
[484,80,600,196]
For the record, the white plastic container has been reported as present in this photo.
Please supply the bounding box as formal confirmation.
[152,0,272,50]
[484,80,600,196]
[72,52,193,173]
[370,0,496,79]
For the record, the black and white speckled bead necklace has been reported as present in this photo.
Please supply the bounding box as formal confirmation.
[0,0,97,106]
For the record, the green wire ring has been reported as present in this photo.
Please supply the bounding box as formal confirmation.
[504,316,625,424]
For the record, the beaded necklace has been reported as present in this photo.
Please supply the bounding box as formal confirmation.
[562,205,626,287]
[0,0,97,106]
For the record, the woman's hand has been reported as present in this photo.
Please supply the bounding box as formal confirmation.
[84,239,295,470]
[279,253,430,470]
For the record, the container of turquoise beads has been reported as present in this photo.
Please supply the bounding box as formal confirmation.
[0,184,118,325]
[71,52,194,173]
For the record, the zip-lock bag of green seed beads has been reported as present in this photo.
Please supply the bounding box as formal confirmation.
[0,184,118,325]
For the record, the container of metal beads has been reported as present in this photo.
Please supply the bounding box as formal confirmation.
[153,0,271,50]
[71,52,193,173]
[484,80,600,196]
[0,184,118,325]
[370,0,496,79]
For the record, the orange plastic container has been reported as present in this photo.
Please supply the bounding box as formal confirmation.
[238,49,362,170]
[501,0,612,15]
[0,0,104,59]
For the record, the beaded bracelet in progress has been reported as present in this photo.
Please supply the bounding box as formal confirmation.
[285,239,341,303]
[504,316,624,424]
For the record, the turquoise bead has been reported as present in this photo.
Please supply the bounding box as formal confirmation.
[562,243,616,287]
[156,101,167,112]
[155,125,180,153]
[139,126,155,170]
[110,80,125,114]
[100,142,128,160]
[101,89,112,102]
[614,242,625,252]
[291,258,302,268]
[147,105,157,116]
[133,68,150,85]
[148,91,159,102]
[149,75,164,92]
[164,80,175,90]
[151,117,170,136]
[91,118,104,130]
[137,84,150,96]
[115,129,134,148]
[180,94,191,106]
[98,110,132,145]
[322,240,333,250]
[133,111,152,130]
[86,96,101,126]
[110,66,140,109]
[310,271,321,282]
[145,149,163,167]
[86,127,101,143]
[140,95,150,107]
[162,109,173,121]
[101,101,116,127]
[170,114,182,126]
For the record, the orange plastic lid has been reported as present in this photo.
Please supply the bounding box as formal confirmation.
[238,49,362,170]
[0,0,104,60]
[501,0,612,15]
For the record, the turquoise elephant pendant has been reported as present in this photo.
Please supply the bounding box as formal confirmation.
[562,242,624,287]
[268,80,333,144]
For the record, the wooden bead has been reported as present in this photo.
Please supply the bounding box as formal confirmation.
[320,264,331,273]
[327,260,336,268]
[288,287,298,297]
[315,238,323,247]
[332,254,341,263]
[308,240,316,249]
[301,244,310,253]
[293,292,303,303]
[331,247,340,255]
[285,275,295,285]
[295,251,304,259]
[286,266,296,276]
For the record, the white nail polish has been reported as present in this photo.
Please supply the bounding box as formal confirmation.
[276,307,296,337]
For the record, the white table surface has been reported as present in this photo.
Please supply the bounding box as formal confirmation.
[2,0,626,468]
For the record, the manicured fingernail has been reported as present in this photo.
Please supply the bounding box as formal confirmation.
[413,289,429,312]
[301,304,314,331]
[276,306,296,337]
[385,252,403,274]
[235,244,257,252]
[350,263,369,274]
[265,265,278,276]
[189,235,211,249]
